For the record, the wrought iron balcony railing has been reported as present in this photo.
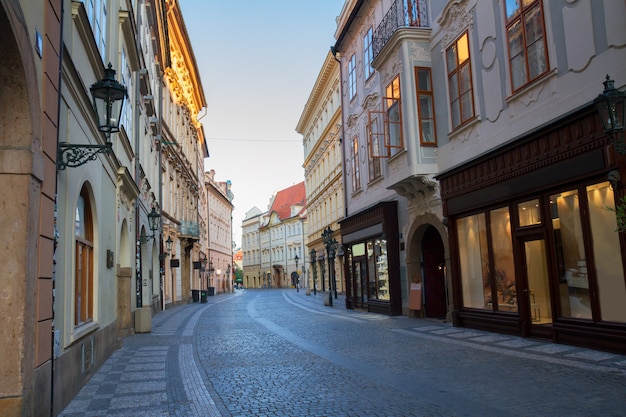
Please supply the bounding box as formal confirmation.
[179,221,199,238]
[373,0,430,60]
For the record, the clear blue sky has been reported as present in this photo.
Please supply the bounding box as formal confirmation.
[179,0,343,247]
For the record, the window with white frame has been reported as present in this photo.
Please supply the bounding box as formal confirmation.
[367,115,383,181]
[415,67,437,145]
[348,54,357,101]
[363,27,374,80]
[351,136,361,192]
[84,0,107,60]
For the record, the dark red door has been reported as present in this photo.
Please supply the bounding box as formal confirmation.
[422,226,447,317]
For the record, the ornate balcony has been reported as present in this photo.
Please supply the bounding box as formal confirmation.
[373,0,430,60]
[179,221,199,238]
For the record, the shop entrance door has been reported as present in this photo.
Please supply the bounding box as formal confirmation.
[519,237,553,337]
[351,257,367,309]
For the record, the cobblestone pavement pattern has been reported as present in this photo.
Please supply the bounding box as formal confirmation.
[60,289,626,417]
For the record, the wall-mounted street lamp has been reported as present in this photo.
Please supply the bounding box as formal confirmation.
[138,207,161,244]
[594,75,625,154]
[165,236,173,254]
[58,64,127,170]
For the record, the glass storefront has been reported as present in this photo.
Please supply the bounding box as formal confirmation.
[456,180,626,325]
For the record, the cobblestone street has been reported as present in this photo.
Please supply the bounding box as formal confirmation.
[60,289,626,417]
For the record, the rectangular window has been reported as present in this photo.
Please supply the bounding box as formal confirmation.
[367,114,383,180]
[446,32,474,129]
[363,28,374,80]
[351,136,361,192]
[84,0,107,60]
[348,54,357,101]
[415,67,437,146]
[367,238,389,301]
[457,213,490,309]
[505,0,549,92]
[385,75,403,156]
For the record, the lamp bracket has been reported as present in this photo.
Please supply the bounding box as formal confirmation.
[57,142,112,170]
[138,234,155,245]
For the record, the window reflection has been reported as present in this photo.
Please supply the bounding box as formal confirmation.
[518,199,541,226]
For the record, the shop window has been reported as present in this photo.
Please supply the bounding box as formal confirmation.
[457,213,490,309]
[367,238,389,301]
[518,199,541,226]
[490,207,517,311]
[75,186,94,327]
[415,67,437,146]
[505,0,549,92]
[446,32,474,129]
[348,54,357,101]
[586,182,626,323]
[550,189,591,319]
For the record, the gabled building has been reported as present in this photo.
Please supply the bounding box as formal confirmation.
[259,182,307,288]
[333,0,449,316]
[432,0,626,353]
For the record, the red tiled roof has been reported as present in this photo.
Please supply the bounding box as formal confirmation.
[268,182,306,221]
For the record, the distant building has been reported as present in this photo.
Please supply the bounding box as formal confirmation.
[259,183,307,288]
[205,170,234,294]
[242,207,264,288]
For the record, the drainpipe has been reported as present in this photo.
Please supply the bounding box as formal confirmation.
[134,69,143,309]
[331,46,348,220]
[51,2,66,414]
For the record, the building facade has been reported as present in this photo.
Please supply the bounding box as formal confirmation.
[160,1,208,310]
[297,51,345,298]
[242,206,264,288]
[432,0,626,353]
[259,183,307,289]
[0,0,209,415]
[333,0,449,316]
[205,169,234,294]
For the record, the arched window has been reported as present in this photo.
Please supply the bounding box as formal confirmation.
[75,186,94,326]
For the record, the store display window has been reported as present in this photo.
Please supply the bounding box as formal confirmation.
[457,208,516,311]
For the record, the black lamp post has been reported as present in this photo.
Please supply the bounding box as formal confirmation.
[294,254,300,292]
[310,248,317,295]
[321,226,338,305]
[594,75,626,154]
[58,63,127,170]
[208,260,214,291]
[319,254,326,302]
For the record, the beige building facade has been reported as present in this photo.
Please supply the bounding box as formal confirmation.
[297,51,344,296]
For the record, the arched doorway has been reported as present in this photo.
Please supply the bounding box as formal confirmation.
[422,226,446,318]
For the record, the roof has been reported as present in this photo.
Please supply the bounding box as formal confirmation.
[268,182,306,221]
